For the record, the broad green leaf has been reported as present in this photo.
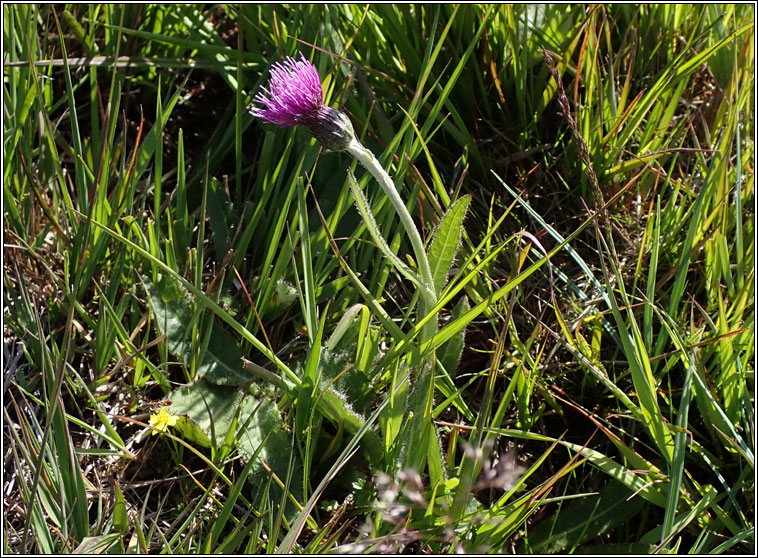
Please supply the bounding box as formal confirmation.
[144,274,249,386]
[170,379,299,501]
[236,396,297,481]
[169,381,243,447]
[427,195,471,295]
[319,348,374,416]
[171,382,307,521]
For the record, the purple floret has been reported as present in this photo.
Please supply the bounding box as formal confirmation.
[250,53,324,127]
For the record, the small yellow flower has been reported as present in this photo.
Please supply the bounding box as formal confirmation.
[148,406,178,436]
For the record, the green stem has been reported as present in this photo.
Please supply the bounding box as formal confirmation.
[346,138,438,338]
[346,140,433,292]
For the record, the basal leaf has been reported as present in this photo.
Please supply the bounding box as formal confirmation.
[144,274,250,386]
[236,395,294,477]
[169,380,242,447]
[170,381,303,509]
[236,394,304,509]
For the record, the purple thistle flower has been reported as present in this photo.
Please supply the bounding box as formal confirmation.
[251,52,356,151]
[251,53,323,127]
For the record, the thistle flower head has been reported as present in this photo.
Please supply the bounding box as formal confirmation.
[251,53,323,127]
[251,52,355,151]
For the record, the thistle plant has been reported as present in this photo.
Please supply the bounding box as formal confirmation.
[251,53,438,338]
[251,52,473,479]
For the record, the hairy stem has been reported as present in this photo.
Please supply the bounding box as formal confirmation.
[346,138,438,338]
